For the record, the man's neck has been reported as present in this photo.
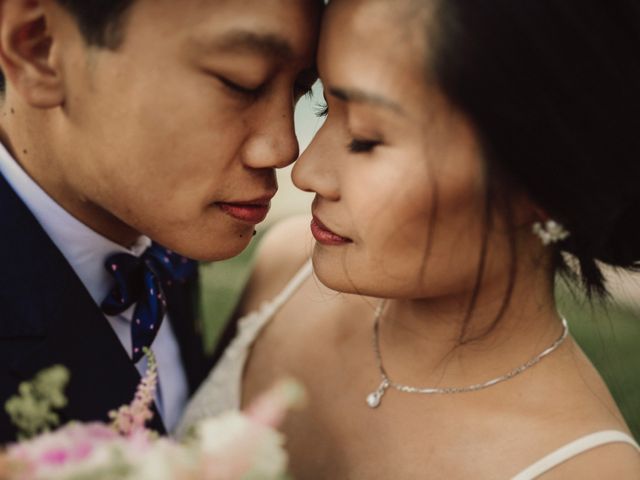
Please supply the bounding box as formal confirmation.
[0,116,140,248]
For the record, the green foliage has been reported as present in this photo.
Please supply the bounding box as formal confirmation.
[5,365,70,440]
[200,235,262,353]
[556,281,640,441]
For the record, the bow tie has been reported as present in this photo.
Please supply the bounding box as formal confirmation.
[101,243,197,363]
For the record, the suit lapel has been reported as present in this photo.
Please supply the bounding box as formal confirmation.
[0,173,166,435]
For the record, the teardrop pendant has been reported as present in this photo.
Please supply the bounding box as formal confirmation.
[366,390,382,408]
[366,380,390,409]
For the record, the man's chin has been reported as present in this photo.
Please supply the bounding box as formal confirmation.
[169,233,255,262]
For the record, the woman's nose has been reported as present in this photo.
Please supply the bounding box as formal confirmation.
[292,123,340,201]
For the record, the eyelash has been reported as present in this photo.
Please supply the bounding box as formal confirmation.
[315,101,329,118]
[348,138,381,154]
[313,101,380,153]
[219,76,263,97]
[221,76,316,103]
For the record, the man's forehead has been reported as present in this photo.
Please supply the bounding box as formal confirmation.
[178,1,322,60]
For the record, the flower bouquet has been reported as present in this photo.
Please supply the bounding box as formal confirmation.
[0,350,303,480]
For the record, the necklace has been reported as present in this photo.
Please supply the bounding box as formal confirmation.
[366,301,569,408]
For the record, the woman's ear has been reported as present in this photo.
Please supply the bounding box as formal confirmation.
[510,191,546,229]
[0,0,64,108]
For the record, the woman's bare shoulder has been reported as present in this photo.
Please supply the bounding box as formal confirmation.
[239,215,315,315]
[536,439,640,479]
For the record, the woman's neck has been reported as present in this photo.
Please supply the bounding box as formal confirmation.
[376,264,564,389]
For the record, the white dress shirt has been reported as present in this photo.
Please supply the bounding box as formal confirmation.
[0,142,188,432]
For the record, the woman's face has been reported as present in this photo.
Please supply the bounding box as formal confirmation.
[293,0,528,299]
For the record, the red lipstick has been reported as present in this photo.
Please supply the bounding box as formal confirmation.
[310,217,352,246]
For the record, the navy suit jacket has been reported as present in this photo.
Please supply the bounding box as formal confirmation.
[0,173,212,444]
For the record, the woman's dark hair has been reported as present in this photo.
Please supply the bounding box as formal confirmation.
[428,0,640,300]
[0,0,134,90]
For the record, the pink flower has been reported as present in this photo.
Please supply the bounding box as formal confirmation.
[5,423,118,478]
[244,379,306,428]
[4,423,161,480]
[109,349,158,437]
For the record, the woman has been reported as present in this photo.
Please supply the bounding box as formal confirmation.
[179,0,640,477]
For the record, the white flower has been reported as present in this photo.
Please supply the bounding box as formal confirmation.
[195,412,288,479]
[132,438,194,480]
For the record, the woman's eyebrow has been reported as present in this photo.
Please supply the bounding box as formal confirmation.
[328,86,405,115]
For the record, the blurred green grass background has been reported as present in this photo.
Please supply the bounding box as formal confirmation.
[200,233,640,442]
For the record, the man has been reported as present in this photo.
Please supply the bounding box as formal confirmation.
[0,0,320,442]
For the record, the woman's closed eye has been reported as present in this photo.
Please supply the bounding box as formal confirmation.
[315,101,329,118]
[348,138,382,153]
[312,98,382,153]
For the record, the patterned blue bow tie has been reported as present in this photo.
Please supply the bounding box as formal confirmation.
[101,243,197,363]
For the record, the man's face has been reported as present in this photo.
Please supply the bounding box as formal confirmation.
[51,0,320,260]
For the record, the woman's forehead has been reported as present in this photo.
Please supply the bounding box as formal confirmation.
[318,0,432,112]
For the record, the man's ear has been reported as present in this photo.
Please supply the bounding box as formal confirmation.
[0,0,64,108]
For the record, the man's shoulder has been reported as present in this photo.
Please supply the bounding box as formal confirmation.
[0,171,57,337]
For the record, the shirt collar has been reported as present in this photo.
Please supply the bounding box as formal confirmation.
[0,141,151,306]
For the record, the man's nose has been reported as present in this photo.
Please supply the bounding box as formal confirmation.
[242,96,299,170]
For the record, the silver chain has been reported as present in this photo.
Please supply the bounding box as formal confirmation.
[366,301,569,408]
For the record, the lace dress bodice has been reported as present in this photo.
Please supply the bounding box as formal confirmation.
[176,260,313,438]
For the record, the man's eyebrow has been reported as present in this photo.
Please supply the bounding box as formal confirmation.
[193,30,295,61]
[328,86,405,115]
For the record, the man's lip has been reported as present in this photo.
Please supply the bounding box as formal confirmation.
[216,193,275,224]
[311,215,352,245]
[217,202,271,224]
[218,192,276,206]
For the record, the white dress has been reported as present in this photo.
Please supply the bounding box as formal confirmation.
[177,260,639,479]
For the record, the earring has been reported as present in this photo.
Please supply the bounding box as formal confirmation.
[532,219,570,245]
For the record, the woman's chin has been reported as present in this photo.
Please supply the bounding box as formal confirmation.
[311,251,370,296]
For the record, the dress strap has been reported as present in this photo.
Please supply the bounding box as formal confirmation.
[269,259,313,312]
[512,430,639,479]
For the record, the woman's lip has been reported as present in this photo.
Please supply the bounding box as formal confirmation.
[217,202,271,224]
[310,217,352,246]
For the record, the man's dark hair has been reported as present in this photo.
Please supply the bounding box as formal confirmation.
[0,0,134,90]
[55,0,135,47]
